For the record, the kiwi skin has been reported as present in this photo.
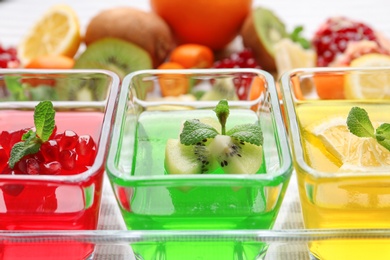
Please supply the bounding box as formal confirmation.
[240,7,288,72]
[74,37,153,80]
[84,7,175,68]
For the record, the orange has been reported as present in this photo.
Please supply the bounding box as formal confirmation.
[170,44,214,68]
[25,55,75,69]
[150,0,252,50]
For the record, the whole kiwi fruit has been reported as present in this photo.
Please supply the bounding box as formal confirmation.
[84,7,175,68]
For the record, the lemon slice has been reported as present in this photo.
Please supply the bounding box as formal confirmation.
[306,116,390,172]
[18,4,81,65]
[274,38,316,77]
[344,53,390,99]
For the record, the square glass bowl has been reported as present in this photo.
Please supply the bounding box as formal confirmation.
[0,69,120,259]
[106,68,293,259]
[280,67,390,260]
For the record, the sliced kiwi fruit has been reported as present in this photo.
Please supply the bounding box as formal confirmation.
[209,135,263,174]
[240,7,288,72]
[165,139,218,174]
[74,37,153,80]
[200,78,239,101]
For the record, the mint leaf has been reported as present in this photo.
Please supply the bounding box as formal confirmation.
[8,101,56,169]
[375,123,390,151]
[289,26,311,49]
[180,119,219,145]
[34,100,55,142]
[213,99,229,135]
[8,140,41,169]
[347,107,375,138]
[22,129,36,141]
[227,124,263,146]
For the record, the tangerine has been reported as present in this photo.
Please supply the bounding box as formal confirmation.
[150,0,252,50]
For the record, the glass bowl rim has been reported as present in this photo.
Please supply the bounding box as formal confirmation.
[0,68,121,182]
[106,68,293,184]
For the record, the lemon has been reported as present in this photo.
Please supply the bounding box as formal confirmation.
[274,38,316,77]
[18,4,81,65]
[344,53,390,99]
[306,116,390,172]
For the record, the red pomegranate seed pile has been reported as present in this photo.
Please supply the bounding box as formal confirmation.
[0,127,97,175]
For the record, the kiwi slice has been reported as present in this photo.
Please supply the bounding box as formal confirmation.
[209,135,263,174]
[165,139,218,174]
[240,7,288,71]
[74,37,153,80]
[200,78,238,101]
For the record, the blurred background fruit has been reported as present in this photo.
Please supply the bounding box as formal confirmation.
[84,7,175,68]
[0,44,19,68]
[240,7,288,72]
[17,4,81,66]
[150,0,252,50]
[169,44,214,68]
[25,55,75,69]
[74,38,153,80]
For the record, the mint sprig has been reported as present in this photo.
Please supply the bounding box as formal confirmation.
[180,119,219,145]
[8,101,56,168]
[347,106,390,151]
[179,99,263,146]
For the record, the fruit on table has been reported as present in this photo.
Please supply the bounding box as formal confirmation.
[17,4,81,66]
[312,16,385,67]
[169,44,214,69]
[84,7,174,68]
[73,38,153,80]
[25,55,75,69]
[151,0,252,50]
[213,48,261,100]
[157,61,189,97]
[240,7,288,72]
[0,44,20,68]
[344,53,390,99]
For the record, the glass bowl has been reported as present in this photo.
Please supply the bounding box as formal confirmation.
[280,67,390,260]
[0,69,120,259]
[106,68,293,259]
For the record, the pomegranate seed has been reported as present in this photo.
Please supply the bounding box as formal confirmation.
[58,130,78,150]
[0,44,20,68]
[26,158,40,175]
[49,125,58,140]
[0,148,9,173]
[14,159,27,174]
[76,135,96,166]
[40,140,60,161]
[59,149,77,170]
[40,161,62,175]
[9,129,29,149]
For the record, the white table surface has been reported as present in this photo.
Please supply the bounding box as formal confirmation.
[1,0,389,259]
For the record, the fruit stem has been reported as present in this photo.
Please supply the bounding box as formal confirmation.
[214,99,229,135]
